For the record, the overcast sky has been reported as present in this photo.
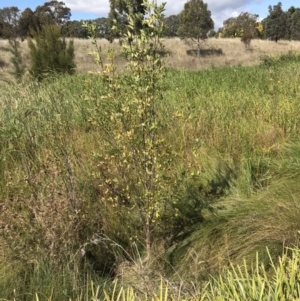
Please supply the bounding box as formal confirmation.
[0,0,296,29]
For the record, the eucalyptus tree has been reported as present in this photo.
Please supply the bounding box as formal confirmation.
[221,12,259,38]
[163,14,180,37]
[287,6,300,40]
[108,0,146,41]
[34,0,71,29]
[264,2,288,41]
[177,0,214,56]
[18,8,38,39]
[0,6,21,38]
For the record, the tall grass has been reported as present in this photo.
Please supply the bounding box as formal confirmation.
[1,53,300,299]
[39,246,299,301]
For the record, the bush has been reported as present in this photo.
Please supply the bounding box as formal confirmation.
[28,25,76,81]
[8,38,26,82]
[241,30,253,48]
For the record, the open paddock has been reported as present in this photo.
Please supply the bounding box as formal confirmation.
[1,37,300,81]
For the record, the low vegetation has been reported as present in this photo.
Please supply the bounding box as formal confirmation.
[28,24,76,81]
[1,1,300,299]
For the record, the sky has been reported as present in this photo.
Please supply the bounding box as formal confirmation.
[0,0,297,29]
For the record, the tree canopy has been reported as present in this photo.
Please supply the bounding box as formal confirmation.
[287,7,300,40]
[220,12,259,38]
[0,1,72,39]
[177,0,214,42]
[2,0,299,41]
[163,15,180,37]
[177,0,214,56]
[0,6,20,38]
[264,2,288,41]
[108,0,146,40]
[34,1,71,28]
[18,8,38,39]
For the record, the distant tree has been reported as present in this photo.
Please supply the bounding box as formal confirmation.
[177,0,214,56]
[264,2,288,41]
[0,19,3,36]
[108,0,146,41]
[18,8,38,39]
[221,17,240,37]
[163,15,180,37]
[216,27,224,38]
[255,22,264,39]
[208,29,216,38]
[28,24,75,81]
[62,18,112,40]
[221,12,259,38]
[0,6,21,38]
[62,20,88,38]
[34,1,71,29]
[287,6,300,40]
[94,17,112,40]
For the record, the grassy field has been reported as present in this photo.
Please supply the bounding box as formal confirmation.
[1,37,300,80]
[1,37,300,300]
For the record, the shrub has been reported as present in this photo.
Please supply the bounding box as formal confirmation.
[8,38,26,82]
[241,30,253,48]
[28,24,76,81]
[83,0,169,261]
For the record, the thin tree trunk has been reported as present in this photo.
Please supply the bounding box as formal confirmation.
[145,218,151,260]
[197,40,200,57]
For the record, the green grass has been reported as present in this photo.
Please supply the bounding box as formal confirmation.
[1,52,300,300]
[67,246,300,301]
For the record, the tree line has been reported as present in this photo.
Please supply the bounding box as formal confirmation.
[0,0,299,42]
[217,2,300,41]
